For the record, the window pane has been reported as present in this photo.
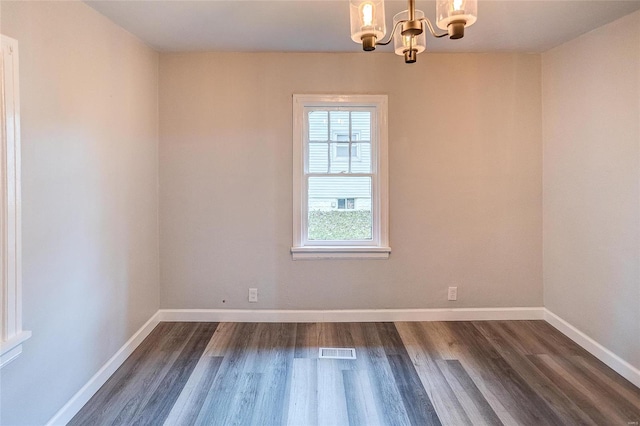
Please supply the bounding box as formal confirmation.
[307,176,372,241]
[308,110,328,141]
[308,142,329,173]
[350,143,371,173]
[329,143,349,173]
[335,145,350,159]
[351,111,371,141]
[330,111,350,141]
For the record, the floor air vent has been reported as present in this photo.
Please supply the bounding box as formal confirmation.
[319,347,356,359]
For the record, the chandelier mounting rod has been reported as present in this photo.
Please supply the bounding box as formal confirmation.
[408,0,415,21]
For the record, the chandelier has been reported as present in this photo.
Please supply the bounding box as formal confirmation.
[349,0,477,63]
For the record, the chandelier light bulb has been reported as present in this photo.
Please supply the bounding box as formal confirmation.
[361,3,374,26]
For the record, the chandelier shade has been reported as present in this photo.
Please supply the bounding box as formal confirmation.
[350,0,387,50]
[393,10,426,59]
[436,0,478,37]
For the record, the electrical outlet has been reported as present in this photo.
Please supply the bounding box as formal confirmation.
[448,286,458,301]
[248,288,258,303]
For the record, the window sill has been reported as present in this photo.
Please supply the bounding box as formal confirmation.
[291,246,391,260]
[0,331,32,369]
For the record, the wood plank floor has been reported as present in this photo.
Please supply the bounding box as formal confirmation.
[70,321,640,425]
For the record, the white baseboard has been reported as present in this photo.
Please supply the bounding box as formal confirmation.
[46,312,161,426]
[158,307,545,323]
[544,309,640,388]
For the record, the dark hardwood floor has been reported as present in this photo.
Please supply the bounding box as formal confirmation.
[70,321,640,425]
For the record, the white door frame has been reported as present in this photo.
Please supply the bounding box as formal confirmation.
[0,34,30,368]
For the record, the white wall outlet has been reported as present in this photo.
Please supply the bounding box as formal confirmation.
[248,288,258,303]
[448,286,458,301]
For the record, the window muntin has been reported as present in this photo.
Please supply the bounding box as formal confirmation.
[292,95,389,259]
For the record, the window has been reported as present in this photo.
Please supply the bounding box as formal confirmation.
[0,35,30,368]
[292,95,390,259]
[333,133,360,161]
[337,198,355,210]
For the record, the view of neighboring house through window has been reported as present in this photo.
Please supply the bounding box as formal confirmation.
[333,133,360,161]
[307,109,373,240]
[292,95,389,259]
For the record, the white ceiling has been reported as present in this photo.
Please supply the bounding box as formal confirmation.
[85,0,640,53]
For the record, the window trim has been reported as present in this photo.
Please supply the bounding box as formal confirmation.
[0,35,30,368]
[291,94,390,260]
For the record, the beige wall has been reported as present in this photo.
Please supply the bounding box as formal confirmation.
[543,11,640,370]
[159,52,542,310]
[0,2,160,424]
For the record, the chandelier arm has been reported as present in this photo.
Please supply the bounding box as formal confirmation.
[420,18,449,38]
[375,19,406,46]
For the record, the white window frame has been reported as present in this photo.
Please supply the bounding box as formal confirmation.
[291,94,390,260]
[0,35,30,368]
